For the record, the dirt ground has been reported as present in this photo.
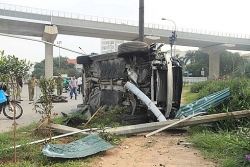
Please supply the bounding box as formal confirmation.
[89,131,217,167]
[89,89,217,167]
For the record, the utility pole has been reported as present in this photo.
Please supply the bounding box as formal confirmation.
[139,0,144,42]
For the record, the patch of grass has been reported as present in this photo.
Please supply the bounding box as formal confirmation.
[0,125,47,166]
[188,127,250,167]
[52,116,66,125]
[0,121,93,166]
[186,79,250,167]
[0,106,130,166]
[182,86,198,105]
[82,106,130,129]
[52,112,87,125]
[189,129,237,166]
[0,122,40,149]
[99,132,122,145]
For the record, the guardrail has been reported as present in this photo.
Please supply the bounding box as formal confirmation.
[0,3,250,39]
[183,77,207,86]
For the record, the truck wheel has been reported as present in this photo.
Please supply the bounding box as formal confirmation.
[118,41,149,57]
[77,56,92,64]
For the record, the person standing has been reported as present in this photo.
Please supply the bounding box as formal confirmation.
[56,74,64,96]
[77,76,82,94]
[70,75,78,100]
[17,75,23,101]
[28,74,36,101]
[63,77,70,93]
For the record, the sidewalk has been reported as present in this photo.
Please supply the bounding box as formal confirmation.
[0,85,83,133]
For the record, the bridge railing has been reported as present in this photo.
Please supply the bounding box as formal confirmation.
[0,3,250,39]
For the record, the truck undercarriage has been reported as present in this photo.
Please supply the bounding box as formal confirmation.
[77,41,183,122]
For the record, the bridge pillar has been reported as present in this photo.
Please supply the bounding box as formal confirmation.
[208,53,220,79]
[42,25,58,79]
[199,44,235,80]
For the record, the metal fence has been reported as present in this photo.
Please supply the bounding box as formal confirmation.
[183,77,207,85]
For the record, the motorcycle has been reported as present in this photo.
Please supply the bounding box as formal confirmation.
[0,84,23,120]
[63,85,70,93]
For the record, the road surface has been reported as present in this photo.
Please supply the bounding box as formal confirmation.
[0,84,84,133]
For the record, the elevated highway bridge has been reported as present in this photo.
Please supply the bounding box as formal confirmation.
[0,3,250,78]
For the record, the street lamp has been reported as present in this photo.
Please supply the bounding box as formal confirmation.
[57,41,62,69]
[161,18,177,57]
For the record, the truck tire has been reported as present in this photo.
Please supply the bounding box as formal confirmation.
[77,56,92,64]
[118,41,149,57]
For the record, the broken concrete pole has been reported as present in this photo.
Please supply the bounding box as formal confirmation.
[145,112,206,137]
[50,110,250,136]
[105,110,250,135]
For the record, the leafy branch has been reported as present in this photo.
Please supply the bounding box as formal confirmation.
[0,50,31,163]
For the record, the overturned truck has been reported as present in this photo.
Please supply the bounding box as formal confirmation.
[77,41,183,122]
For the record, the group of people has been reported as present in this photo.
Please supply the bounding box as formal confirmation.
[16,74,83,101]
[17,74,36,101]
[55,74,82,100]
[16,74,36,101]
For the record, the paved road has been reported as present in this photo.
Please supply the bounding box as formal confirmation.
[0,84,84,133]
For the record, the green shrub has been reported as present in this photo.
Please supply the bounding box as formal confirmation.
[193,78,250,130]
[197,78,250,112]
[228,129,250,167]
[197,78,250,99]
[189,78,250,167]
[190,80,212,93]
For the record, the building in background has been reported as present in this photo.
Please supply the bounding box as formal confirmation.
[101,39,125,54]
[67,59,82,72]
[100,39,189,58]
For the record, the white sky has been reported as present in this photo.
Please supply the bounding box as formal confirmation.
[0,0,250,63]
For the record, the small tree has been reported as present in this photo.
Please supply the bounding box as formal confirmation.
[33,77,55,139]
[0,50,31,163]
